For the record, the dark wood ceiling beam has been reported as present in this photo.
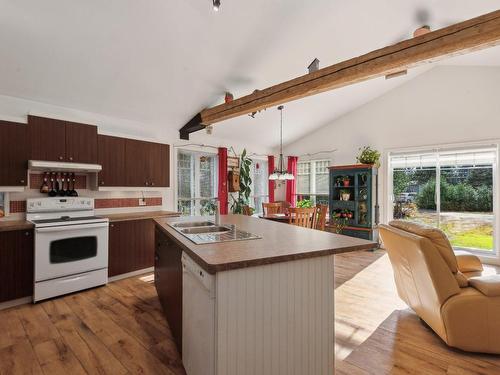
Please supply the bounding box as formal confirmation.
[196,10,500,126]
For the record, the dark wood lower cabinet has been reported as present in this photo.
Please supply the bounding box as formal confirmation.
[0,230,33,302]
[108,219,155,277]
[155,227,183,354]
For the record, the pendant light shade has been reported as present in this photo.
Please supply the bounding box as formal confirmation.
[269,106,294,181]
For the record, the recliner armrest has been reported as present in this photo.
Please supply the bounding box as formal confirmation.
[469,275,500,297]
[454,251,484,272]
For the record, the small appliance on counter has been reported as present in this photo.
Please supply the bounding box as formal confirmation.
[27,197,109,302]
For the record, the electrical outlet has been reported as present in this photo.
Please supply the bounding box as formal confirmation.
[139,198,147,206]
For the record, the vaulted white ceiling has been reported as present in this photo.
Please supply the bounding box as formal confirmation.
[0,0,499,149]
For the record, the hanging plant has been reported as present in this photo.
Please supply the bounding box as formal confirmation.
[356,146,381,167]
[230,149,253,214]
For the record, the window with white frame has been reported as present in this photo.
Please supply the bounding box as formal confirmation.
[296,159,330,206]
[177,150,218,216]
[250,159,269,214]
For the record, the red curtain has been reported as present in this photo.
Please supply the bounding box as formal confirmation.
[267,155,275,203]
[286,156,298,206]
[218,147,228,214]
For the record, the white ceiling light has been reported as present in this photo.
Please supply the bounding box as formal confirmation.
[213,0,221,12]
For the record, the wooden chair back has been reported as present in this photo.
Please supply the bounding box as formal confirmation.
[275,200,291,213]
[262,202,282,215]
[288,207,318,229]
[316,204,328,231]
[242,205,253,216]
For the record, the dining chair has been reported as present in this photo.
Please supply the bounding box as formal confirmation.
[262,202,283,215]
[316,204,328,231]
[288,207,318,229]
[275,200,292,213]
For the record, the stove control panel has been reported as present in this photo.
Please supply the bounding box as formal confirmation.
[27,197,94,213]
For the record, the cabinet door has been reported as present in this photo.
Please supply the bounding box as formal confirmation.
[149,143,170,187]
[0,121,28,186]
[0,230,34,302]
[125,139,149,187]
[97,135,126,186]
[65,120,98,163]
[28,116,66,161]
[108,219,155,277]
[155,227,182,352]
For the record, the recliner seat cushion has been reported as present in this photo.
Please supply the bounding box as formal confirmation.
[389,220,458,273]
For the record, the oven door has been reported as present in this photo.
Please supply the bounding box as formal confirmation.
[35,222,109,282]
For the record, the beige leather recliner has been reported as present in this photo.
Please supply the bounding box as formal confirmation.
[379,220,500,354]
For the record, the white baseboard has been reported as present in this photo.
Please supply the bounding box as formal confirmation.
[0,296,32,311]
[108,267,154,282]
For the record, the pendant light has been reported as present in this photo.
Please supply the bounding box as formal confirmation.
[269,105,294,181]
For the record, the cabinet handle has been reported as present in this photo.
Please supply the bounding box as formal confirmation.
[110,224,114,228]
[25,231,30,236]
[69,157,73,161]
[100,181,104,185]
[151,182,155,186]
[20,179,25,184]
[145,182,149,186]
[59,156,64,160]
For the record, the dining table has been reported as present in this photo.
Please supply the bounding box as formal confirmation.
[258,213,291,222]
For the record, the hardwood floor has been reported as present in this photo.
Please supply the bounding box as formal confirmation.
[0,251,499,375]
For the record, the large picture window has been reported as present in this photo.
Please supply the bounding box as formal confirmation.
[177,150,218,216]
[389,146,497,255]
[296,160,330,206]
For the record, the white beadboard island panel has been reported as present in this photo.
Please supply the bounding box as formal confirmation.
[215,254,335,375]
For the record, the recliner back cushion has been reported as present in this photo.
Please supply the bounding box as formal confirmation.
[389,220,458,274]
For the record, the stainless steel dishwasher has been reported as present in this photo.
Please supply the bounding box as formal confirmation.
[182,252,216,375]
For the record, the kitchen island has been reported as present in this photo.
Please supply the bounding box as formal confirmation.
[154,214,376,375]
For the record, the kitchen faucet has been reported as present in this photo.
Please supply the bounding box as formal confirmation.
[214,199,220,226]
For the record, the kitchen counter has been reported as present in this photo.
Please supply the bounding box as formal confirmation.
[154,214,376,274]
[0,220,34,232]
[102,210,180,222]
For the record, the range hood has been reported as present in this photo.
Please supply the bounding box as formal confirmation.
[28,160,102,173]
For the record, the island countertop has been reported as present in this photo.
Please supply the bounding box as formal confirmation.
[154,214,377,274]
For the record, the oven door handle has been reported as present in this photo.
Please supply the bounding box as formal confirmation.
[35,222,109,233]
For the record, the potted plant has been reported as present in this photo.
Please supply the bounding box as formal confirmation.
[340,189,350,201]
[356,146,381,167]
[342,176,350,187]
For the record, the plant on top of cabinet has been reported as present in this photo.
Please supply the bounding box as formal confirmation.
[356,146,381,167]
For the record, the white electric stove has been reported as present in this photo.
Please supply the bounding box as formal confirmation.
[27,197,109,302]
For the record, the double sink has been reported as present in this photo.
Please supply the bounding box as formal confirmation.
[169,220,261,245]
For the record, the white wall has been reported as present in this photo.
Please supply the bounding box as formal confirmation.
[283,66,500,220]
[0,94,272,213]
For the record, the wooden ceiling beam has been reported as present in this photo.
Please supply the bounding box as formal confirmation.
[197,10,500,126]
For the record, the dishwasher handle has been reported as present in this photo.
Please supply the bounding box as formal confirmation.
[182,252,215,295]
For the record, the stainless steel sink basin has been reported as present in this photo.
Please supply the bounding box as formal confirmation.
[172,221,215,228]
[180,226,231,235]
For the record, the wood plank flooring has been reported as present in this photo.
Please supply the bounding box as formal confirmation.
[0,251,499,374]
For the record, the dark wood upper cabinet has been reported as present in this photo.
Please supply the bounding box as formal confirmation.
[28,116,98,163]
[0,121,28,186]
[65,120,98,163]
[0,229,34,302]
[97,135,126,187]
[28,116,66,162]
[125,139,170,188]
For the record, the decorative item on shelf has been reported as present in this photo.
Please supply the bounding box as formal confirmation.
[339,189,351,201]
[330,215,348,234]
[359,188,368,200]
[224,92,234,103]
[269,105,294,181]
[296,199,313,208]
[342,176,350,187]
[356,146,381,167]
[230,149,252,214]
[343,209,353,219]
[228,170,240,192]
